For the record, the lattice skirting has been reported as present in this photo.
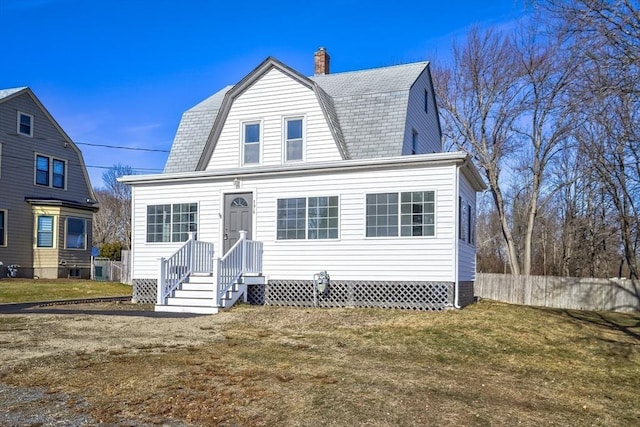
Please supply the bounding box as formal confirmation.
[132,279,157,304]
[247,280,455,311]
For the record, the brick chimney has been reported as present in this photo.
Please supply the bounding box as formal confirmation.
[314,47,330,75]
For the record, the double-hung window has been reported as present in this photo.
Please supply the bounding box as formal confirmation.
[18,112,33,137]
[37,215,54,248]
[277,196,338,240]
[66,217,87,249]
[366,191,435,237]
[146,203,198,243]
[35,155,66,189]
[284,117,304,162]
[0,210,6,246]
[242,122,261,165]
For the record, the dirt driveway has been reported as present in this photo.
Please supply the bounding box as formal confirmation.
[0,302,230,426]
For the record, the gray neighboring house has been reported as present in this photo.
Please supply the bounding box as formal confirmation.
[0,87,97,279]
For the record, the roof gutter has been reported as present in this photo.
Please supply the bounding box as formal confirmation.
[121,152,470,185]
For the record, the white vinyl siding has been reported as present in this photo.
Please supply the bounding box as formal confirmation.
[131,161,458,282]
[206,68,341,169]
[458,172,478,282]
[404,68,441,154]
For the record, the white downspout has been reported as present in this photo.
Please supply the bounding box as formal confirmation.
[453,162,461,309]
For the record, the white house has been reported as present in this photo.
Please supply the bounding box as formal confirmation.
[122,49,486,314]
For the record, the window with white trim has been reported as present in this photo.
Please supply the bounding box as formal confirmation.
[0,210,6,246]
[277,196,339,240]
[37,215,54,248]
[146,203,198,243]
[366,191,435,237]
[65,217,87,250]
[18,112,33,137]
[35,154,66,189]
[284,117,303,162]
[242,121,261,165]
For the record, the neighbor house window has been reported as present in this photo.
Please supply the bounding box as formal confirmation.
[18,112,33,137]
[277,196,339,240]
[147,203,197,243]
[284,117,303,162]
[366,191,435,237]
[0,210,6,246]
[242,121,261,165]
[35,154,66,189]
[65,217,86,249]
[37,215,54,248]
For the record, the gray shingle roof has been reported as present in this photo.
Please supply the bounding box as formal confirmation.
[0,87,27,102]
[311,62,428,159]
[164,86,232,173]
[164,60,428,172]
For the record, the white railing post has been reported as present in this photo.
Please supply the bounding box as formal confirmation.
[212,256,221,306]
[239,230,247,273]
[158,257,166,305]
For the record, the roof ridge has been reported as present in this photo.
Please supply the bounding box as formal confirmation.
[309,60,429,78]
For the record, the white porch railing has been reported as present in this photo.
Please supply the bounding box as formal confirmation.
[157,233,215,304]
[213,230,263,304]
[157,231,263,308]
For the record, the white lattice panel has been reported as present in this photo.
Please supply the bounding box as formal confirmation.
[133,279,157,304]
[248,280,453,311]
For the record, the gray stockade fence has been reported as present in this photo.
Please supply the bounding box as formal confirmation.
[475,273,639,312]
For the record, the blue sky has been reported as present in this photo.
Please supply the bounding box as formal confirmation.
[0,0,527,188]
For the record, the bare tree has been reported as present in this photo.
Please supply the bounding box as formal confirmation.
[542,0,640,277]
[93,164,134,250]
[434,27,524,275]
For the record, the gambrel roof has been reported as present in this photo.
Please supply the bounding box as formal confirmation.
[164,58,430,173]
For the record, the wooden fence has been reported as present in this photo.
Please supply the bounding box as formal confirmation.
[93,250,131,285]
[475,273,640,312]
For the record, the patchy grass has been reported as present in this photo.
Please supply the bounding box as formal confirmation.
[0,279,131,303]
[1,300,639,426]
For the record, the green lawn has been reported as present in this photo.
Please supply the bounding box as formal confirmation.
[0,279,131,303]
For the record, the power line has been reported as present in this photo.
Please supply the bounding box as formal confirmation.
[74,141,170,153]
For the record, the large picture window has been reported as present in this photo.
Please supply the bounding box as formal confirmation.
[277,196,338,240]
[147,203,197,243]
[0,210,6,246]
[66,217,87,249]
[366,191,435,237]
[37,215,54,248]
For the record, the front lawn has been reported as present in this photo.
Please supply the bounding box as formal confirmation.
[0,279,131,303]
[0,300,638,425]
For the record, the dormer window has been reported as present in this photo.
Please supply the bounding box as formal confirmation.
[242,121,261,165]
[18,112,33,137]
[284,117,304,162]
